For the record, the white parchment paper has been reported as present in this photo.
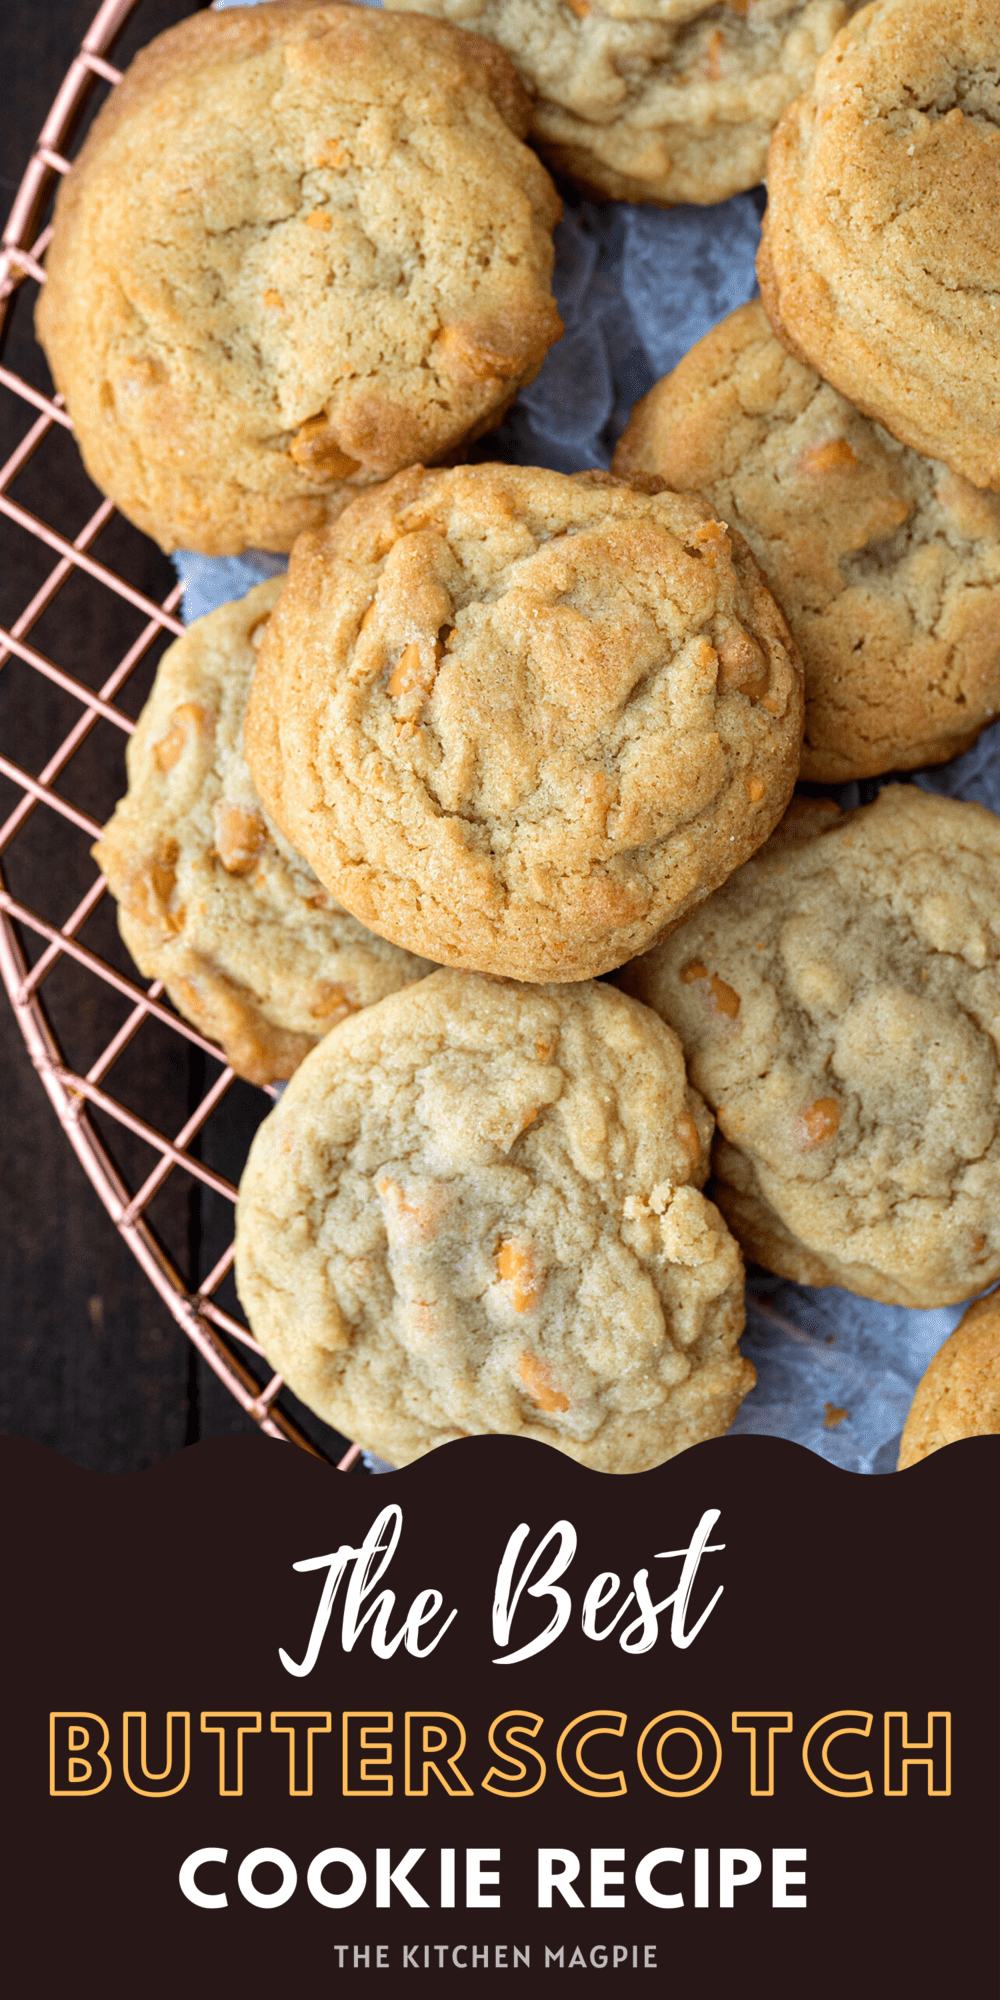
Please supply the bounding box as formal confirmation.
[182,1,1000,1472]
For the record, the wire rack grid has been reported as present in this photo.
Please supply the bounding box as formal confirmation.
[0,0,360,1471]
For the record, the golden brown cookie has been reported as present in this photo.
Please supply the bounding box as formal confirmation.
[758,0,1000,489]
[234,969,752,1468]
[614,301,1000,782]
[244,462,803,983]
[897,1291,1000,1467]
[94,580,435,1087]
[618,787,1000,1309]
[36,2,561,555]
[386,0,860,207]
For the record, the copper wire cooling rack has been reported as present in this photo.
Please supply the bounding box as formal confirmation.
[0,0,359,1470]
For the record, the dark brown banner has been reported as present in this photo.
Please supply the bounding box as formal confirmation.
[3,1431,997,1993]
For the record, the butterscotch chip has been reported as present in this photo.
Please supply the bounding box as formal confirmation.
[234,971,751,1469]
[614,302,1000,781]
[800,1097,840,1148]
[497,1238,545,1314]
[154,704,206,773]
[898,1291,1000,1467]
[213,802,267,877]
[94,579,434,1087]
[758,0,1000,489]
[245,462,803,983]
[384,0,861,206]
[36,2,561,556]
[516,1352,569,1412]
[618,787,1000,1309]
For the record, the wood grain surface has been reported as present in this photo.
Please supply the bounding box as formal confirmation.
[0,0,352,1471]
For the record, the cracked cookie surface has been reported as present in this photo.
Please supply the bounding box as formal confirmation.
[759,0,1000,489]
[614,301,1000,782]
[618,788,1000,1308]
[385,0,859,206]
[244,462,803,983]
[94,579,435,1087]
[234,969,751,1468]
[36,1,561,555]
[898,1290,1000,1466]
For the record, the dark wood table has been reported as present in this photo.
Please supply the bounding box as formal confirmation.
[1,0,351,1471]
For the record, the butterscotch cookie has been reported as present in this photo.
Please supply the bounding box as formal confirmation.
[618,787,1000,1309]
[245,462,803,983]
[36,2,561,556]
[614,302,1000,782]
[386,0,859,206]
[759,0,1000,489]
[234,970,751,1468]
[897,1291,1000,1467]
[94,580,435,1087]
